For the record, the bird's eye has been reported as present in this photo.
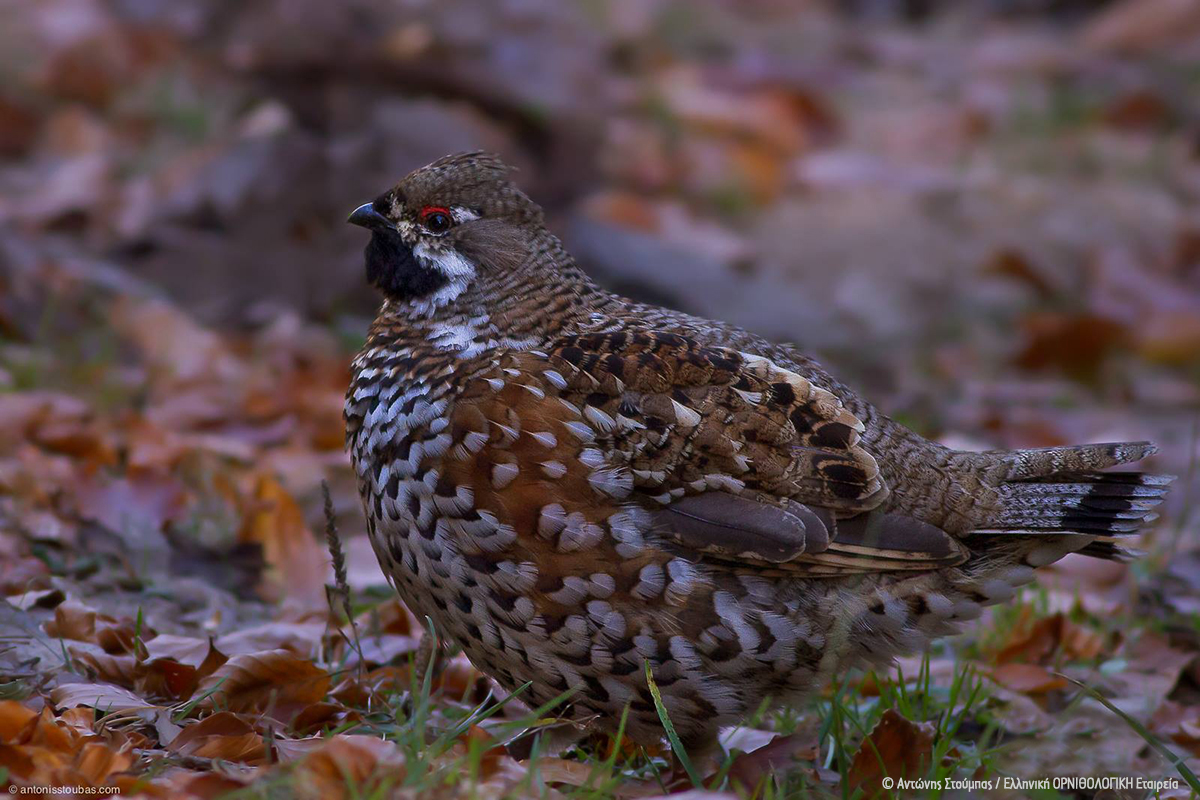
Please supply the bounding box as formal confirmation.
[419,206,453,234]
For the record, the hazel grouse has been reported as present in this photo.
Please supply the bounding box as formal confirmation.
[344,152,1169,754]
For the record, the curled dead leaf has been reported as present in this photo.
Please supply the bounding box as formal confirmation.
[0,705,133,788]
[168,711,266,764]
[293,735,407,800]
[846,709,934,798]
[44,599,115,643]
[51,682,159,718]
[196,649,330,715]
[723,731,819,793]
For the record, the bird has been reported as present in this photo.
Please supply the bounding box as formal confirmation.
[343,151,1170,757]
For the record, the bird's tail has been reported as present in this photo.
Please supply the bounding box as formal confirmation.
[967,441,1171,561]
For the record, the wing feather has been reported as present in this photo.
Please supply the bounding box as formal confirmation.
[442,330,961,578]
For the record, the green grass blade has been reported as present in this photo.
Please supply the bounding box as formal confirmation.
[1062,674,1200,794]
[644,660,703,788]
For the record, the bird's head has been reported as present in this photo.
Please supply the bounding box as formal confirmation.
[348,152,545,310]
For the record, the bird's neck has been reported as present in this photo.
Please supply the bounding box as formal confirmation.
[368,251,618,359]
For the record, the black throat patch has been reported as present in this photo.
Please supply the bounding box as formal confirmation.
[364,230,449,301]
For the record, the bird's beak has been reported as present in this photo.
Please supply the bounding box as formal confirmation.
[347,203,394,232]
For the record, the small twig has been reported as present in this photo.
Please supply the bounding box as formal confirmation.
[322,480,364,677]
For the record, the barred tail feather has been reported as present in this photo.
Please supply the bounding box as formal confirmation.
[972,441,1172,541]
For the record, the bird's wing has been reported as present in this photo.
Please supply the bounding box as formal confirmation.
[443,330,965,575]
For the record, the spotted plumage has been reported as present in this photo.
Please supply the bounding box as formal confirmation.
[344,152,1171,753]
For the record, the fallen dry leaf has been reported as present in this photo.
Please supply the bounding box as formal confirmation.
[43,598,117,643]
[111,296,243,385]
[722,731,819,794]
[989,663,1069,695]
[293,735,407,800]
[6,588,64,610]
[0,700,38,742]
[164,770,254,799]
[994,613,1106,665]
[846,709,934,798]
[51,682,159,717]
[196,649,330,715]
[530,756,607,787]
[69,647,142,689]
[169,712,267,765]
[237,474,329,611]
[0,705,134,788]
[1014,312,1129,381]
[145,635,228,674]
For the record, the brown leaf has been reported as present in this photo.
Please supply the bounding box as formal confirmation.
[144,634,222,669]
[5,588,64,611]
[1138,311,1200,366]
[111,296,242,385]
[0,701,38,743]
[1104,89,1175,131]
[96,621,151,657]
[196,650,330,715]
[994,613,1105,665]
[167,771,254,800]
[0,392,91,448]
[74,740,134,785]
[56,707,97,739]
[69,647,142,689]
[983,248,1056,299]
[237,474,329,611]
[846,709,935,798]
[291,702,360,736]
[168,712,267,764]
[356,599,419,637]
[330,666,406,708]
[0,93,39,158]
[139,658,200,701]
[33,417,117,465]
[44,599,115,643]
[520,756,601,787]
[1014,312,1129,381]
[458,725,509,779]
[433,653,489,701]
[15,708,77,762]
[293,735,407,800]
[51,682,159,717]
[989,663,1069,694]
[723,731,819,794]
